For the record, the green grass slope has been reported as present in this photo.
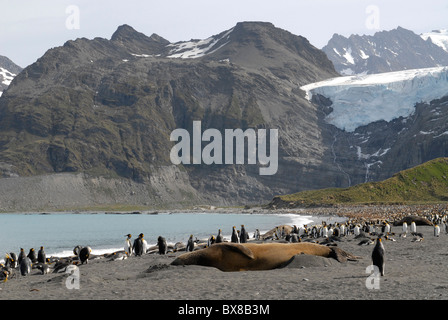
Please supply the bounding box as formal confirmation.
[270,157,448,207]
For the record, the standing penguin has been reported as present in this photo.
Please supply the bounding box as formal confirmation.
[402,222,408,234]
[141,233,148,254]
[354,225,361,236]
[20,257,32,276]
[186,235,195,252]
[231,226,239,243]
[37,246,46,264]
[372,237,385,276]
[410,221,417,234]
[124,234,133,256]
[434,224,441,237]
[27,248,37,263]
[157,236,167,255]
[216,229,224,243]
[240,225,248,243]
[207,235,216,247]
[79,246,91,264]
[18,248,26,265]
[254,229,261,240]
[133,234,144,256]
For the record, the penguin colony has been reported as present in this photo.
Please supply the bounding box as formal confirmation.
[1,205,447,282]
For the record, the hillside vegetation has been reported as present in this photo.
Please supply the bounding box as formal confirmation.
[269,157,448,208]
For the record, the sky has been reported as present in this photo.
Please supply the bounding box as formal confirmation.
[1,0,448,68]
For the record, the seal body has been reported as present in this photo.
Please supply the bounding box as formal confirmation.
[393,216,433,226]
[171,242,359,272]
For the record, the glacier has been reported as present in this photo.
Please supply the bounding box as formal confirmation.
[301,66,448,132]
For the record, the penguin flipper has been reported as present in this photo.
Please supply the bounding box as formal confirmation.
[219,243,255,260]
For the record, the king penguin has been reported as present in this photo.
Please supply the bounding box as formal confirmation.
[37,246,46,264]
[5,252,18,269]
[124,234,133,256]
[18,248,26,265]
[402,222,408,234]
[372,237,385,276]
[158,236,167,255]
[410,221,417,234]
[20,257,32,276]
[207,235,216,247]
[240,225,248,243]
[434,224,440,237]
[133,234,144,256]
[186,234,195,252]
[79,246,91,264]
[141,233,148,254]
[27,248,37,263]
[231,226,239,243]
[216,229,224,243]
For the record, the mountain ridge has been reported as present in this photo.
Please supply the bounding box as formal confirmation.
[0,22,340,209]
[0,22,447,211]
[323,26,448,75]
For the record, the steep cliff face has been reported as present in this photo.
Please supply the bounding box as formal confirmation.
[0,22,339,207]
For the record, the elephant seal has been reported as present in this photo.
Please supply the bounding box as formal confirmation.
[170,242,360,272]
[393,215,433,226]
[261,225,293,240]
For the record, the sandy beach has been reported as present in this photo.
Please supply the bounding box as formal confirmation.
[1,205,448,305]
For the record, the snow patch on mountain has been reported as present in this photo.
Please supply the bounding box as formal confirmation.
[167,28,233,59]
[301,66,448,132]
[421,29,448,52]
[0,67,16,86]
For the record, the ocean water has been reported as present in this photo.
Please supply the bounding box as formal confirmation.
[0,212,337,261]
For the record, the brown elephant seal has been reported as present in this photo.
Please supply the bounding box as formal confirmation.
[261,225,293,240]
[170,242,360,272]
[393,215,433,226]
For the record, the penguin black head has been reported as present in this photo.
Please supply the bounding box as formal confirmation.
[125,234,132,238]
[139,233,144,238]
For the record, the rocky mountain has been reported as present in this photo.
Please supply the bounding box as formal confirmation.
[0,22,338,210]
[0,55,22,96]
[323,26,448,75]
[0,22,447,212]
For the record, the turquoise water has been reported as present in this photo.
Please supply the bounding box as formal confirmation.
[0,212,328,260]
